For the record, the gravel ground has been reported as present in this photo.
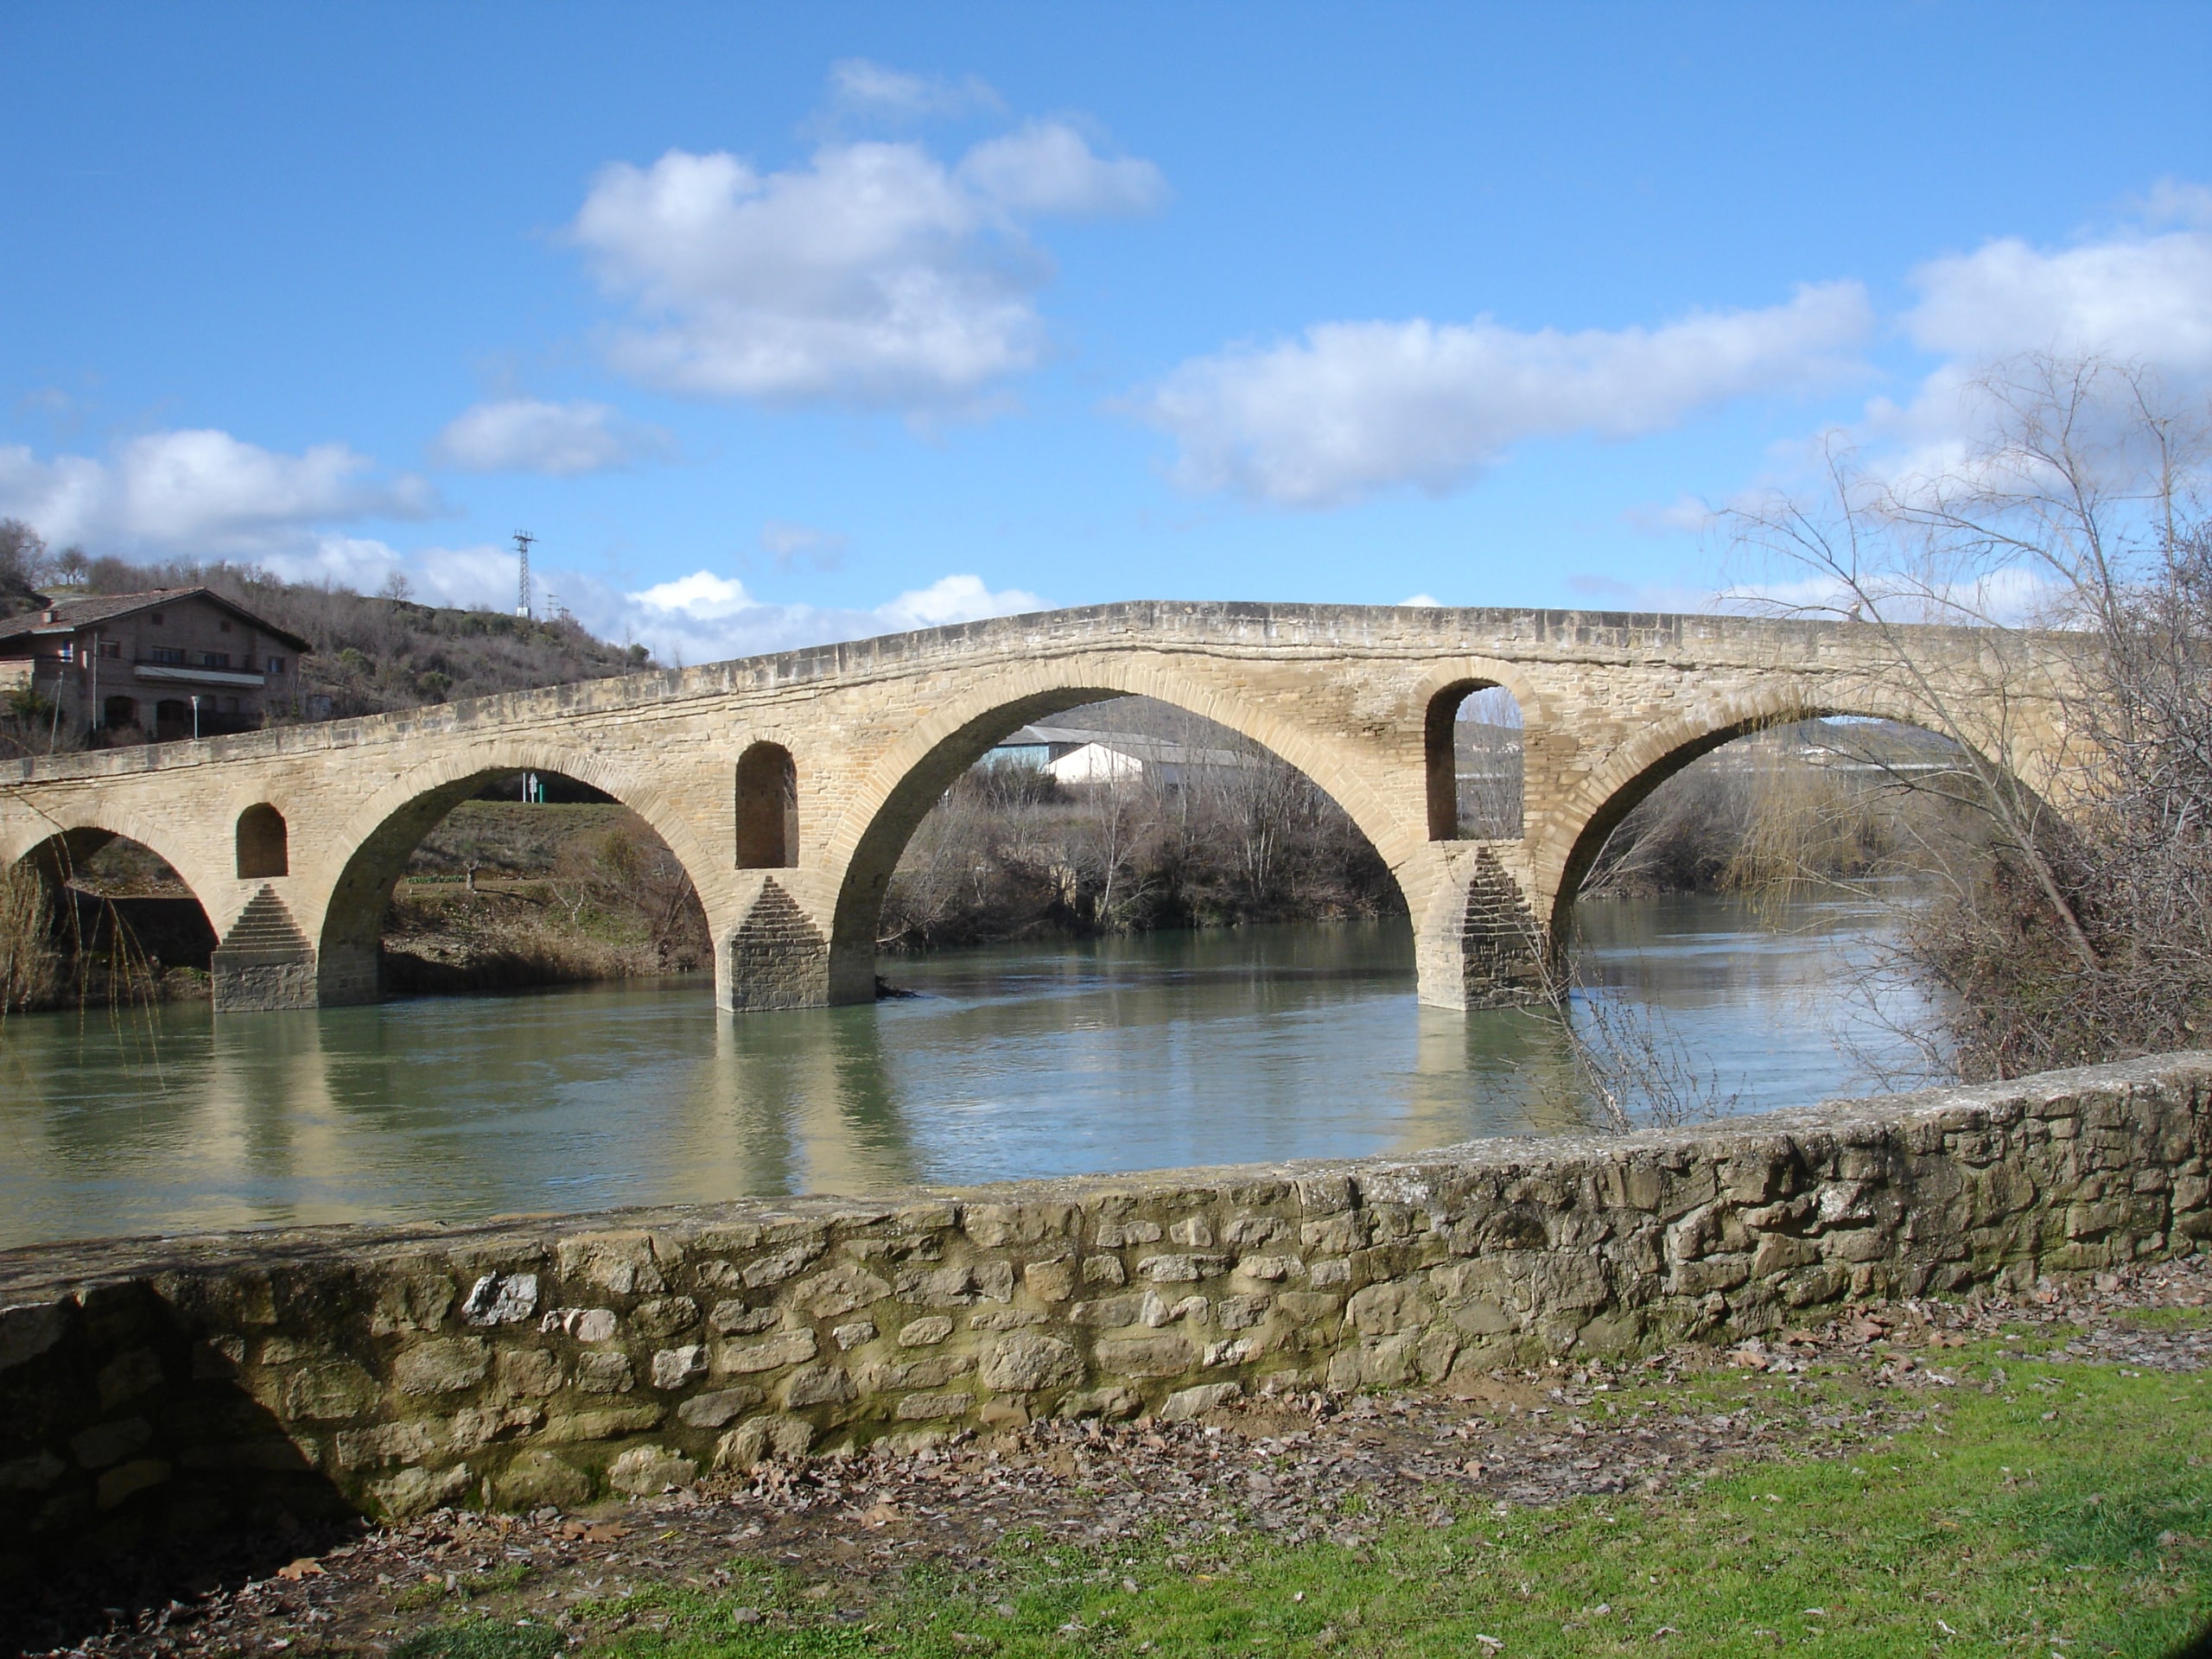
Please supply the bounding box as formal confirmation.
[19,1254,2211,1658]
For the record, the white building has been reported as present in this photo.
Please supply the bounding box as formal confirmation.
[983,723,1264,791]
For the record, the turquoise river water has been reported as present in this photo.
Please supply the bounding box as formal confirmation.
[0,895,1939,1248]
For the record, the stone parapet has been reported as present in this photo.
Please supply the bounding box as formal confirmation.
[3,1052,2207,1585]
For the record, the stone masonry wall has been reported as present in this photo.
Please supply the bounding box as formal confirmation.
[3,1053,2208,1589]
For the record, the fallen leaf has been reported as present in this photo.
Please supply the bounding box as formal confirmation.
[275,1558,324,1581]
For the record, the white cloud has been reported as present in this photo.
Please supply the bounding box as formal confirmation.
[606,568,1043,663]
[957,121,1166,217]
[433,398,673,475]
[874,572,1042,629]
[1398,593,1441,607]
[569,86,1163,413]
[826,58,1002,121]
[1904,226,2212,372]
[1138,283,1873,509]
[0,429,435,556]
[1776,202,2212,516]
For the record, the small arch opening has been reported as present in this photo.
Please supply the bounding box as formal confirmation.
[735,742,799,868]
[1426,682,1523,841]
[235,804,289,879]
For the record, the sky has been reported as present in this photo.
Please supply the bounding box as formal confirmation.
[2,3,2209,664]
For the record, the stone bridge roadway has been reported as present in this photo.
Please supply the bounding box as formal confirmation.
[0,601,2078,1015]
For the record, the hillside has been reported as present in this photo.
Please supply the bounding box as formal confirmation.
[2,519,656,724]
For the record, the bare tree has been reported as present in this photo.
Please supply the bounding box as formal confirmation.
[1726,353,2212,1077]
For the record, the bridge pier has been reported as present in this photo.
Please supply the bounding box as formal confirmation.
[208,885,320,1012]
[717,877,833,1013]
[1414,843,1551,1012]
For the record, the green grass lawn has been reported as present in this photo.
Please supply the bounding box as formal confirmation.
[399,1321,2212,1659]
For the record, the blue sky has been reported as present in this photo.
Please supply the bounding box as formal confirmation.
[3,3,2208,661]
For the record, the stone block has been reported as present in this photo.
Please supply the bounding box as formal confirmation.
[543,1307,620,1343]
[1023,1259,1077,1302]
[495,1347,563,1399]
[395,1338,490,1397]
[715,1330,817,1375]
[0,1300,71,1373]
[462,1273,538,1326]
[652,1345,708,1390]
[897,1316,953,1346]
[1160,1382,1241,1422]
[491,1450,590,1510]
[896,1391,973,1420]
[285,1360,380,1420]
[372,1462,472,1519]
[741,1240,827,1288]
[540,1404,664,1442]
[630,1297,702,1338]
[556,1233,666,1296]
[574,1351,635,1394]
[448,1407,541,1452]
[782,1364,857,1408]
[714,1414,815,1469]
[978,1333,1082,1392]
[1094,1331,1198,1377]
[709,1300,779,1336]
[677,1387,764,1428]
[607,1445,698,1496]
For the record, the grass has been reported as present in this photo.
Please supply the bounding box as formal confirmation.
[408,1326,2212,1658]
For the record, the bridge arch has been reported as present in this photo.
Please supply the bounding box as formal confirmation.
[312,746,726,1008]
[3,816,223,1004]
[1531,683,2036,953]
[814,658,1421,1007]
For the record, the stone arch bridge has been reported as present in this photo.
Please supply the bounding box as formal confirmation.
[0,602,2079,1015]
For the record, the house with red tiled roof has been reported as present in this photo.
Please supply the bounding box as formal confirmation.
[0,588,311,742]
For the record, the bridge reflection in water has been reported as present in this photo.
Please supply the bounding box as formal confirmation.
[0,901,1936,1249]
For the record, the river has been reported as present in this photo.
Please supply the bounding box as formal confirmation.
[0,894,1942,1249]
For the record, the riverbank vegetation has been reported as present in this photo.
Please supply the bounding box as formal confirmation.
[880,702,1402,950]
[385,801,712,992]
[1730,354,2212,1082]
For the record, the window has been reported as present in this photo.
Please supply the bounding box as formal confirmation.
[266,656,286,676]
[149,612,163,626]
[149,645,186,665]
[218,619,232,633]
[99,639,120,658]
[56,642,73,663]
[201,652,230,669]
